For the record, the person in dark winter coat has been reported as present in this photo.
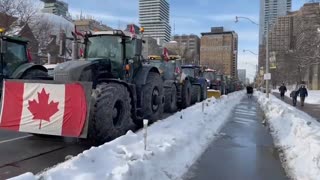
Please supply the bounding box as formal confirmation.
[297,85,308,106]
[290,89,299,106]
[246,86,253,98]
[278,83,287,100]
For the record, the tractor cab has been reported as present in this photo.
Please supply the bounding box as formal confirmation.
[83,30,143,81]
[181,65,202,80]
[203,69,217,89]
[146,55,182,81]
[54,30,144,85]
[0,32,30,78]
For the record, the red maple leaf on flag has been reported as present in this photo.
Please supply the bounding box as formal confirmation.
[28,88,59,129]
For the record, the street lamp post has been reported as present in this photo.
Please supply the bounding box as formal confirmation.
[265,24,270,98]
[243,49,258,56]
[235,16,270,98]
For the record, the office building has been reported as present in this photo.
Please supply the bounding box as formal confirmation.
[172,34,200,64]
[200,27,238,78]
[238,69,246,83]
[139,0,171,45]
[259,0,292,44]
[41,0,69,18]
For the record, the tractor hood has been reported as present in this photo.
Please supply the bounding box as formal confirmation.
[54,60,93,82]
[54,58,114,82]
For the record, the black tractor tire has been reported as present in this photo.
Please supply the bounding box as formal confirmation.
[179,80,192,109]
[164,83,177,113]
[142,72,164,123]
[191,85,201,104]
[88,83,134,145]
[21,69,48,79]
[201,82,208,101]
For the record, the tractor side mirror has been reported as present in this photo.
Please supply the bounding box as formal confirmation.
[0,39,7,54]
[134,39,142,56]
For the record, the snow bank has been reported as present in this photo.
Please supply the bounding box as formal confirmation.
[11,92,243,180]
[256,92,320,180]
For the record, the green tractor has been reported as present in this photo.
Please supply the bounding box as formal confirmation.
[145,56,196,112]
[0,29,49,92]
[181,65,208,104]
[53,30,164,144]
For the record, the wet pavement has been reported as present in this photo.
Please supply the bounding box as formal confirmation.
[185,97,288,180]
[273,92,320,121]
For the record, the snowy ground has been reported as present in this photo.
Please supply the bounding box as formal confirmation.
[256,92,320,180]
[286,90,320,105]
[11,92,243,180]
[271,87,320,105]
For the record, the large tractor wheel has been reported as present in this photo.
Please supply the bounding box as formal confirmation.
[201,82,208,101]
[179,80,192,109]
[142,72,164,123]
[21,69,48,79]
[164,83,177,113]
[191,85,201,104]
[89,83,134,145]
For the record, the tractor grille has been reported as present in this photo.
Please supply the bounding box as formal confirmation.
[54,72,71,82]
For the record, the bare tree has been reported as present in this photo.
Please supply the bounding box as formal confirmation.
[271,15,320,85]
[0,0,41,28]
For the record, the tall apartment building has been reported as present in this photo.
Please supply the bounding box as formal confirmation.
[258,0,292,68]
[41,0,69,18]
[139,0,171,45]
[238,69,246,83]
[173,34,200,64]
[259,0,292,44]
[200,27,238,78]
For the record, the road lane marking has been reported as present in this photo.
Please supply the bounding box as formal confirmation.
[0,135,32,144]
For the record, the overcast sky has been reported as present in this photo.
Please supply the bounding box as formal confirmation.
[54,0,306,81]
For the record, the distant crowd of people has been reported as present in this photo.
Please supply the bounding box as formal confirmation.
[278,83,308,107]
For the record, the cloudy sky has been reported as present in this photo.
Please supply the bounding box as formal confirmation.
[58,0,305,81]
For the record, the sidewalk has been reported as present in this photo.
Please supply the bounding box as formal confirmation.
[273,92,320,121]
[184,97,288,180]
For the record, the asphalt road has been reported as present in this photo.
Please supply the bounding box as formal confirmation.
[0,112,173,179]
[0,130,90,179]
[184,97,288,180]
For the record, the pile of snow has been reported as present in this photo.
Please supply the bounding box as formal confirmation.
[11,92,243,180]
[256,92,320,180]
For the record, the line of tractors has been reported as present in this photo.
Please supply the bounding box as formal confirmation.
[0,27,241,145]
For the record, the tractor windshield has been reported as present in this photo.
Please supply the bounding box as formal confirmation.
[216,75,222,81]
[2,40,28,76]
[86,36,123,62]
[182,68,194,78]
[203,72,216,80]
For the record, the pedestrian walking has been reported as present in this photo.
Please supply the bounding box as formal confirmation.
[246,86,253,99]
[290,88,299,106]
[278,83,287,100]
[298,85,308,107]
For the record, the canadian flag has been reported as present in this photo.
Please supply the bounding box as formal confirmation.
[163,48,169,61]
[0,81,88,137]
[129,24,136,38]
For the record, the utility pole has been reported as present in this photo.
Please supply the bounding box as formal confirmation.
[266,22,270,98]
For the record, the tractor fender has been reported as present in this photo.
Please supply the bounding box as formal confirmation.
[164,80,176,88]
[96,79,140,120]
[133,66,160,86]
[11,63,48,79]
